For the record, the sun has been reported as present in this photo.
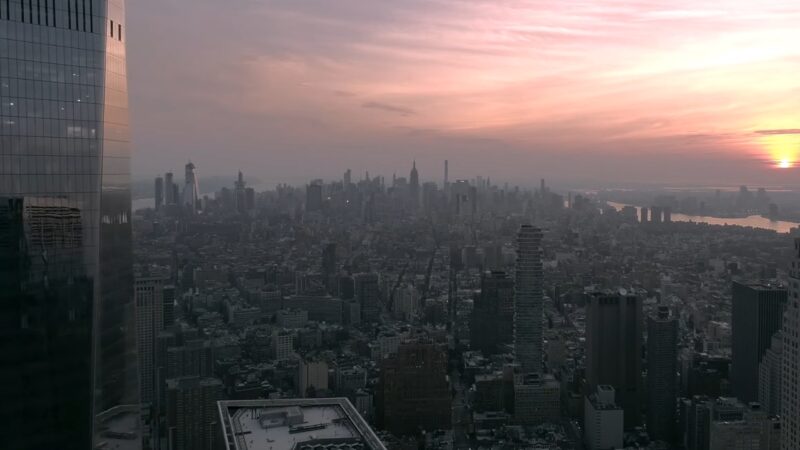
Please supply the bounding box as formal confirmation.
[778,159,792,169]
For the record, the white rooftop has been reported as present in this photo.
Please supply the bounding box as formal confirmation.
[218,398,386,450]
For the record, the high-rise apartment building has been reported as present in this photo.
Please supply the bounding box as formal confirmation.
[731,282,786,402]
[166,376,222,450]
[515,225,543,374]
[782,238,800,450]
[585,289,643,428]
[0,1,137,448]
[647,306,678,442]
[136,277,165,405]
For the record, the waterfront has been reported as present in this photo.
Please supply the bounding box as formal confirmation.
[607,201,799,234]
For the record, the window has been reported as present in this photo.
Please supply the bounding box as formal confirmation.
[110,19,114,37]
[118,24,122,41]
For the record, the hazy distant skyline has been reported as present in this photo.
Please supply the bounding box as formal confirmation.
[128,0,800,186]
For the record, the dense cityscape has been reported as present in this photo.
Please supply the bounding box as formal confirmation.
[4,1,800,450]
[127,161,797,450]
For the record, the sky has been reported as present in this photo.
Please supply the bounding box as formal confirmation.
[127,0,800,187]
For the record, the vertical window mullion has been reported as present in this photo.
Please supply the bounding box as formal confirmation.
[67,0,71,29]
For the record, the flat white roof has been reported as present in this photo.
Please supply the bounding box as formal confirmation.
[219,398,386,450]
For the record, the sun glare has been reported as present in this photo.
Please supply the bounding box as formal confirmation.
[761,133,799,170]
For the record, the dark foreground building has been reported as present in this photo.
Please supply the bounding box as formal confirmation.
[0,1,137,448]
[585,289,643,428]
[731,282,786,403]
[378,341,451,435]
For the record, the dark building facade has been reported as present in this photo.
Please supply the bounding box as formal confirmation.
[0,1,137,448]
[647,306,678,442]
[585,290,643,428]
[471,271,514,355]
[731,282,786,403]
[378,341,451,435]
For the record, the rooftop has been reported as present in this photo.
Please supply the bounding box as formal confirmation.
[218,398,386,450]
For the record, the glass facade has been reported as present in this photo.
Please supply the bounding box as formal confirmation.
[0,1,138,448]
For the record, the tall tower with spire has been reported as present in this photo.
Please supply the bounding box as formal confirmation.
[409,161,420,211]
[183,161,200,213]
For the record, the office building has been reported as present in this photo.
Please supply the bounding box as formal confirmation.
[163,284,176,328]
[298,357,329,397]
[272,330,295,361]
[378,341,451,435]
[354,273,380,323]
[758,332,782,415]
[166,339,215,379]
[708,398,767,450]
[0,2,138,448]
[515,225,544,374]
[782,238,800,450]
[585,289,643,428]
[647,305,678,442]
[471,271,514,355]
[136,277,165,405]
[155,176,164,210]
[166,376,223,450]
[217,398,387,450]
[731,282,786,402]
[682,396,712,450]
[584,385,624,450]
[514,373,560,424]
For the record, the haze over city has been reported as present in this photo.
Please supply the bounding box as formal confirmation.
[128,0,800,186]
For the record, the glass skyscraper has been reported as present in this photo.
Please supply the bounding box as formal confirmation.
[0,1,138,449]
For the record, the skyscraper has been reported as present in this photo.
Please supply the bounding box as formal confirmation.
[165,172,175,205]
[135,277,165,405]
[306,182,323,212]
[731,282,787,403]
[0,2,138,448]
[471,271,514,355]
[781,238,800,450]
[647,306,678,442]
[234,170,246,213]
[182,161,200,213]
[409,160,419,210]
[354,273,380,323]
[155,176,164,211]
[166,376,222,450]
[515,224,544,373]
[585,289,643,428]
[758,331,782,416]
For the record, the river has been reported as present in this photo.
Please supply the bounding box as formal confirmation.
[606,201,798,234]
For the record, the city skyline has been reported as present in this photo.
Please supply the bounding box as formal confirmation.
[128,0,800,185]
